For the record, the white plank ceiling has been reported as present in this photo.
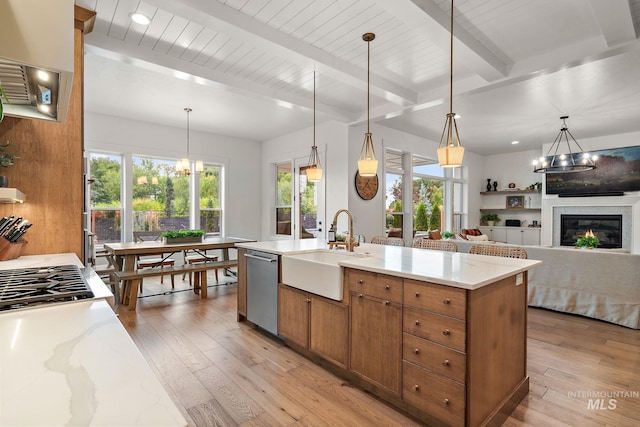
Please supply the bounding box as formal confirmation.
[77,0,640,155]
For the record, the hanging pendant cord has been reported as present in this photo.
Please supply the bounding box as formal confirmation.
[449,0,454,115]
[313,70,316,148]
[185,107,192,157]
[367,39,371,133]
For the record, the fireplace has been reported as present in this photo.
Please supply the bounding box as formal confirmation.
[560,215,622,248]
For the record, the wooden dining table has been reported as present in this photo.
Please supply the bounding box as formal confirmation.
[103,236,254,301]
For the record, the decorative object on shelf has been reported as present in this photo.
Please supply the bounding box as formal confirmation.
[437,0,465,168]
[506,195,524,209]
[530,220,540,227]
[357,32,378,177]
[493,181,498,191]
[525,196,532,209]
[355,171,379,200]
[480,213,501,226]
[161,229,204,244]
[486,178,492,191]
[575,230,599,249]
[306,70,322,182]
[508,182,516,189]
[532,116,597,173]
[526,182,542,192]
[176,108,204,176]
[0,141,19,188]
[441,231,454,239]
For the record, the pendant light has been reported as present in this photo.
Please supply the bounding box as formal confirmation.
[437,0,465,168]
[358,32,378,177]
[176,107,204,175]
[306,70,323,182]
[532,116,597,173]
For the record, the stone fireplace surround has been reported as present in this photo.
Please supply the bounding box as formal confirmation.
[541,194,640,252]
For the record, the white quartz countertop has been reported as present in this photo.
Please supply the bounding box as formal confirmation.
[0,253,186,426]
[0,299,187,426]
[237,240,541,290]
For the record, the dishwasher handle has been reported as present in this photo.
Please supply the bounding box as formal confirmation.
[244,253,277,262]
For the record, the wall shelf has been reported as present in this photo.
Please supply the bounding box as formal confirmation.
[479,208,540,212]
[479,190,540,195]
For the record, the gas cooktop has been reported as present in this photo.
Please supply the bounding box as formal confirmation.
[0,265,94,311]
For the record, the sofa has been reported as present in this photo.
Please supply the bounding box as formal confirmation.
[450,240,640,329]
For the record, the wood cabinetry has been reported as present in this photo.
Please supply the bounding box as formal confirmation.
[278,283,349,368]
[348,269,402,395]
[480,226,541,245]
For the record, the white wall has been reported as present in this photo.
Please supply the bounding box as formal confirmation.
[84,112,262,240]
[261,120,349,241]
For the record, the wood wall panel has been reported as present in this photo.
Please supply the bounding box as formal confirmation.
[0,8,94,261]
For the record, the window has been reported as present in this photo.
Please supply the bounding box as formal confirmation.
[132,156,190,231]
[412,156,444,233]
[199,164,223,236]
[276,162,292,235]
[89,153,122,245]
[385,151,403,235]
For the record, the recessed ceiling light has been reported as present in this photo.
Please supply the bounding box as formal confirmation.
[511,140,519,145]
[129,12,151,25]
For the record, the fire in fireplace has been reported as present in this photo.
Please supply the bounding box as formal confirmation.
[560,215,622,248]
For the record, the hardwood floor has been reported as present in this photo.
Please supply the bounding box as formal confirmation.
[116,274,640,426]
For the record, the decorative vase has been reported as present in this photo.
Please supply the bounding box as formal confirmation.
[0,176,7,188]
[486,179,492,192]
[492,181,498,191]
[487,221,495,227]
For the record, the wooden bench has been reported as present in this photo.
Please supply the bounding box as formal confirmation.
[112,260,237,310]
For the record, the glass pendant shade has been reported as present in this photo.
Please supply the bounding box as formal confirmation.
[195,160,204,173]
[532,116,597,173]
[177,107,204,176]
[306,165,323,182]
[437,113,465,167]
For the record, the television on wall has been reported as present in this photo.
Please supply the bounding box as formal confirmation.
[545,145,640,196]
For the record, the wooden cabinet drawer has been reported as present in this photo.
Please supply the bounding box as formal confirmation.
[404,279,466,320]
[403,333,466,384]
[347,269,402,302]
[403,361,465,427]
[404,306,466,352]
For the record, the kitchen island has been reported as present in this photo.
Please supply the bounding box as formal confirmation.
[0,253,187,427]
[236,240,541,427]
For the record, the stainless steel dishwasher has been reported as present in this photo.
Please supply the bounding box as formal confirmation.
[245,250,279,335]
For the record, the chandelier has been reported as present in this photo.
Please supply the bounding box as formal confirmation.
[176,107,204,176]
[306,70,323,182]
[357,32,378,177]
[436,0,465,168]
[533,116,597,173]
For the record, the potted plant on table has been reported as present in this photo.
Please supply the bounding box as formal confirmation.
[162,229,204,244]
[480,213,501,227]
[575,230,599,249]
[441,231,454,240]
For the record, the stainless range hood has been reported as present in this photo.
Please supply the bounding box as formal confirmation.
[0,0,74,123]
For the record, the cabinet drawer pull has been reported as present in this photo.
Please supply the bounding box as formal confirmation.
[305,298,311,303]
[358,279,364,284]
[383,300,390,305]
[385,285,390,290]
[442,329,451,335]
[413,348,420,354]
[443,398,450,406]
[442,359,450,366]
[443,298,451,304]
[415,320,420,326]
[358,293,363,298]
[415,291,420,297]
[413,385,420,391]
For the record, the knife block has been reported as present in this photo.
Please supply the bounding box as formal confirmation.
[0,238,27,261]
